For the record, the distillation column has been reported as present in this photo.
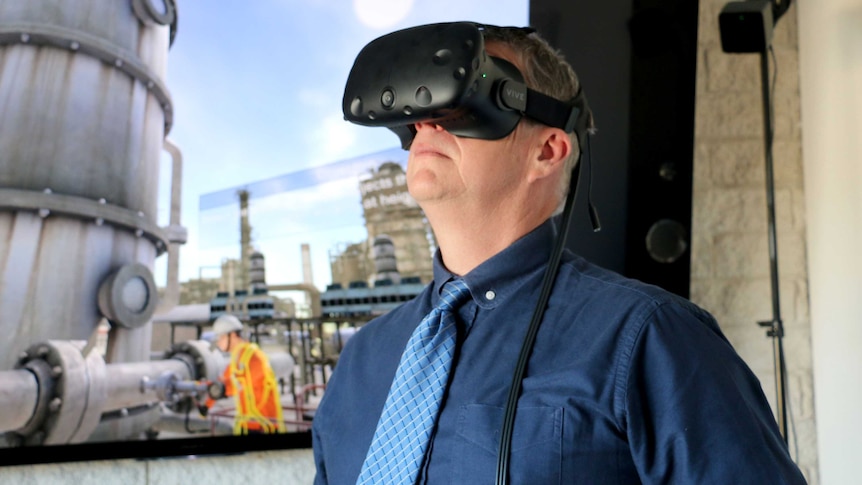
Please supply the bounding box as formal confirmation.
[0,0,184,444]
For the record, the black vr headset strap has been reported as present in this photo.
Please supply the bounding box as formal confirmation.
[497,80,590,147]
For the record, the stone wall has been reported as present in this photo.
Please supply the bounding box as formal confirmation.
[690,1,818,482]
[0,449,316,484]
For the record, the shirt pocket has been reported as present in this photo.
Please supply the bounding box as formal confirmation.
[454,404,562,484]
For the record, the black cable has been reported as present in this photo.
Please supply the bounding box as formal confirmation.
[184,401,212,434]
[769,44,787,443]
[758,30,789,443]
[586,135,601,232]
[494,144,587,485]
[766,44,799,459]
[771,0,792,23]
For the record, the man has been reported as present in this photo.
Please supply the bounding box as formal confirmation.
[312,24,806,484]
[203,314,285,435]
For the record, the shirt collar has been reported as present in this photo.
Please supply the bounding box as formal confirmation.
[431,218,558,310]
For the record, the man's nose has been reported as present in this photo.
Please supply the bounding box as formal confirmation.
[414,120,444,132]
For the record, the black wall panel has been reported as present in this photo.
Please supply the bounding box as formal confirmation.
[529,0,699,297]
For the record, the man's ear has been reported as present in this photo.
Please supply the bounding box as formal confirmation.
[530,127,572,181]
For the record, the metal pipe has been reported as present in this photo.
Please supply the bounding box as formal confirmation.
[0,339,291,442]
[0,369,38,433]
[268,283,322,318]
[155,138,186,315]
[103,359,191,412]
[267,352,295,382]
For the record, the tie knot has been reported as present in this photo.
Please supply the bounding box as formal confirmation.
[438,279,471,312]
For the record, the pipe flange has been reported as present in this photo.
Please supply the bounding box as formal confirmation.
[165,340,226,383]
[98,263,158,329]
[5,358,55,445]
[8,341,107,445]
[0,189,170,255]
[132,0,175,26]
[131,0,178,46]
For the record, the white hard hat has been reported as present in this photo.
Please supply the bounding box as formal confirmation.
[212,314,243,336]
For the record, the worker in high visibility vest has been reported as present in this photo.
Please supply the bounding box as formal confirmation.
[202,314,286,435]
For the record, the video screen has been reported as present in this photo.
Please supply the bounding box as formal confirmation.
[0,0,526,466]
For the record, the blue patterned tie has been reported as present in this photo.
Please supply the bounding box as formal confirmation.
[356,279,471,485]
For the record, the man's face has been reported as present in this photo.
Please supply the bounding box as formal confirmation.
[406,42,539,211]
[215,332,230,353]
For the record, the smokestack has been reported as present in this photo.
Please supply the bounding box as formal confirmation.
[301,243,314,285]
[238,189,251,290]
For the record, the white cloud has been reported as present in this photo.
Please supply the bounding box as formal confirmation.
[298,88,332,109]
[307,113,361,163]
[353,0,414,29]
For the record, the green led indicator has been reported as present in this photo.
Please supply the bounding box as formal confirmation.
[482,73,487,78]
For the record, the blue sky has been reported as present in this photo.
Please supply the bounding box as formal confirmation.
[155,0,528,299]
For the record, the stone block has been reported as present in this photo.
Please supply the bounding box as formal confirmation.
[773,87,802,138]
[724,323,777,375]
[792,418,820,485]
[0,459,146,484]
[696,89,763,139]
[772,188,794,233]
[788,365,816,417]
[790,187,807,230]
[689,230,713,279]
[788,278,810,324]
[773,3,799,48]
[772,46,801,99]
[773,139,804,189]
[695,76,800,141]
[775,229,808,278]
[714,232,771,278]
[700,139,764,188]
[705,48,760,93]
[691,278,772,325]
[692,142,712,192]
[693,188,766,233]
[692,186,798,235]
[146,449,315,485]
[697,0,723,48]
[759,371,779,414]
[799,464,820,485]
[694,138,802,191]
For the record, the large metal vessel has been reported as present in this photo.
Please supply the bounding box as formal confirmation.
[0,0,178,367]
[0,0,295,448]
[0,1,298,447]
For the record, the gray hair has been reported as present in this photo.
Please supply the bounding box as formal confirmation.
[480,25,595,209]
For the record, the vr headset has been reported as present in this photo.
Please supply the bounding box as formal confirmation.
[342,22,591,150]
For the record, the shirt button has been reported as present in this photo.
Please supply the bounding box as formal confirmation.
[484,290,496,301]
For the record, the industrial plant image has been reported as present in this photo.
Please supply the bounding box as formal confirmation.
[0,0,435,453]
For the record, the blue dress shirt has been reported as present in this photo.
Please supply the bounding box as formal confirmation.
[312,219,806,484]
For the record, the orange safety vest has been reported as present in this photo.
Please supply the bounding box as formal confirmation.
[219,342,285,434]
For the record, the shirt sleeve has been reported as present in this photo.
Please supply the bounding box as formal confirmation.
[205,355,235,409]
[623,300,807,484]
[312,422,328,485]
